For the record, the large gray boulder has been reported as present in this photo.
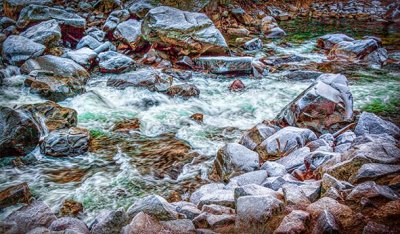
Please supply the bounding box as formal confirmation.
[121,212,172,234]
[274,147,311,172]
[239,123,280,151]
[275,73,353,134]
[0,106,40,157]
[3,0,53,19]
[106,68,163,90]
[142,6,228,55]
[274,210,310,234]
[65,47,97,69]
[213,143,259,181]
[127,195,178,220]
[113,19,142,50]
[194,57,253,74]
[2,35,45,65]
[90,209,129,234]
[317,33,355,50]
[20,19,61,46]
[49,217,90,234]
[355,112,400,139]
[98,51,133,73]
[190,183,225,205]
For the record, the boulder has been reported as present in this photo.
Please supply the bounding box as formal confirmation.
[317,33,354,50]
[234,184,281,202]
[362,221,394,234]
[40,127,90,157]
[194,56,253,74]
[86,27,105,42]
[76,35,102,50]
[227,170,268,188]
[190,183,225,205]
[0,106,40,157]
[193,212,235,230]
[98,51,133,73]
[127,195,178,220]
[172,201,201,220]
[275,73,353,134]
[4,0,53,19]
[262,174,304,191]
[65,47,97,69]
[3,201,57,233]
[347,181,399,202]
[113,19,142,50]
[321,173,353,194]
[284,70,323,81]
[350,163,400,184]
[121,212,171,234]
[213,143,259,181]
[335,131,356,145]
[103,9,130,32]
[59,199,83,217]
[160,219,196,233]
[166,84,200,98]
[90,209,128,234]
[239,123,281,151]
[20,19,61,46]
[128,1,154,18]
[142,6,228,55]
[0,182,31,209]
[49,217,90,234]
[106,68,161,90]
[260,16,286,38]
[198,189,235,209]
[2,35,45,66]
[243,38,263,51]
[355,112,400,139]
[274,147,310,172]
[21,55,90,79]
[261,161,287,177]
[274,210,310,234]
[257,127,317,159]
[282,184,311,210]
[312,210,342,234]
[201,204,235,215]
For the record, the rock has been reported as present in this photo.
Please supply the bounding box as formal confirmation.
[166,84,200,98]
[236,195,284,232]
[257,127,317,159]
[260,16,286,38]
[282,184,311,209]
[305,151,340,170]
[113,19,142,50]
[317,33,355,50]
[261,161,287,177]
[226,28,250,38]
[262,174,303,191]
[312,210,342,234]
[121,212,171,234]
[299,181,322,202]
[160,219,196,233]
[321,173,353,194]
[0,106,40,157]
[274,210,310,234]
[234,184,281,202]
[193,212,235,230]
[128,1,154,18]
[20,19,61,46]
[127,195,178,220]
[86,27,105,42]
[2,35,45,65]
[239,123,281,151]
[201,204,235,215]
[266,27,287,39]
[230,7,253,25]
[335,131,356,146]
[21,55,90,79]
[190,113,203,123]
[275,73,353,134]
[103,9,130,32]
[4,0,53,19]
[4,201,57,233]
[90,209,129,234]
[65,47,97,69]
[229,79,245,92]
[49,217,90,234]
[355,112,400,139]
[24,71,85,102]
[190,183,225,205]
[275,147,310,172]
[284,70,323,81]
[77,35,102,50]
[243,38,263,51]
[198,189,235,209]
[98,51,133,73]
[59,199,83,217]
[227,170,268,188]
[142,6,228,55]
[106,68,162,90]
[0,182,31,209]
[213,143,259,181]
[347,181,399,202]
[350,163,400,184]
[373,200,400,224]
[111,118,140,133]
[363,221,395,234]
[172,201,201,220]
[194,56,253,74]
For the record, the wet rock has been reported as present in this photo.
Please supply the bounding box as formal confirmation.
[98,51,133,73]
[40,127,90,157]
[194,56,253,74]
[260,16,286,39]
[350,163,400,184]
[190,183,225,205]
[127,195,178,220]
[257,127,317,159]
[190,113,203,123]
[76,35,102,50]
[106,68,162,90]
[21,55,90,79]
[274,210,310,234]
[113,19,142,50]
[198,189,235,209]
[0,107,40,157]
[282,184,311,210]
[0,182,31,209]
[2,35,45,66]
[20,19,61,47]
[262,174,303,191]
[49,217,90,234]
[59,199,83,217]
[172,201,201,220]
[230,7,253,25]
[226,27,250,38]
[142,6,228,55]
[234,184,281,202]
[4,201,57,233]
[24,71,86,102]
[90,209,129,234]
[160,219,196,233]
[166,84,200,98]
[355,112,400,139]
[121,212,170,234]
[266,27,287,39]
[239,123,281,151]
[193,212,235,230]
[275,147,310,172]
[275,73,353,134]
[321,173,353,194]
[243,38,263,51]
[213,143,259,181]
[336,131,356,145]
[4,0,53,19]
[299,181,322,202]
[229,79,245,92]
[111,118,140,133]
[317,33,354,50]
[128,1,154,18]
[65,47,97,69]
[347,181,399,202]
[227,170,268,188]
[307,139,331,152]
[236,195,284,232]
[86,27,105,42]
[261,161,287,177]
[201,204,235,215]
[312,210,342,234]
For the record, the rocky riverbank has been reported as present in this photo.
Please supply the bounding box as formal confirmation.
[1,0,399,233]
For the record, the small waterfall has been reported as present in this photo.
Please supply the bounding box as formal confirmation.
[0,66,20,80]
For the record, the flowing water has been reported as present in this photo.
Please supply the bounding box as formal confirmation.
[1,19,399,223]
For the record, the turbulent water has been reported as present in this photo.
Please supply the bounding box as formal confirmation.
[1,20,399,223]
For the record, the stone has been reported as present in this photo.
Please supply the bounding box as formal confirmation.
[363,221,394,234]
[4,201,57,233]
[236,195,284,232]
[261,161,287,177]
[321,173,353,193]
[299,181,322,202]
[190,183,225,205]
[160,219,195,233]
[190,113,203,123]
[201,204,235,215]
[354,112,400,139]
[127,195,178,220]
[4,0,53,19]
[284,70,323,81]
[0,106,40,157]
[111,118,140,133]
[65,47,97,69]
[257,127,317,159]
[0,182,31,209]
[90,209,129,234]
[142,6,228,55]
[172,201,201,220]
[275,74,353,134]
[121,212,170,234]
[305,151,340,170]
[239,123,281,151]
[243,38,263,51]
[40,127,90,157]
[106,68,162,90]
[350,163,400,184]
[336,131,356,145]
[113,19,142,50]
[226,28,250,38]
[275,147,310,172]
[20,19,61,46]
[198,189,235,209]
[266,27,287,39]
[334,143,352,153]
[2,35,45,66]
[347,181,399,201]
[166,84,200,98]
[49,217,90,234]
[76,35,102,50]
[234,184,281,202]
[282,184,311,209]
[103,9,130,32]
[193,212,235,230]
[59,199,83,217]
[128,1,154,18]
[98,51,133,73]
[227,170,268,188]
[274,210,310,234]
[21,55,90,79]
[194,56,253,74]
[86,27,105,42]
[262,174,303,191]
[317,33,355,50]
[312,210,342,234]
[229,79,245,92]
[213,143,259,181]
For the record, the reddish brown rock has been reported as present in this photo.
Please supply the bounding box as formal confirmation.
[190,113,204,123]
[112,118,140,133]
[59,199,83,217]
[0,183,31,209]
[229,79,245,92]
